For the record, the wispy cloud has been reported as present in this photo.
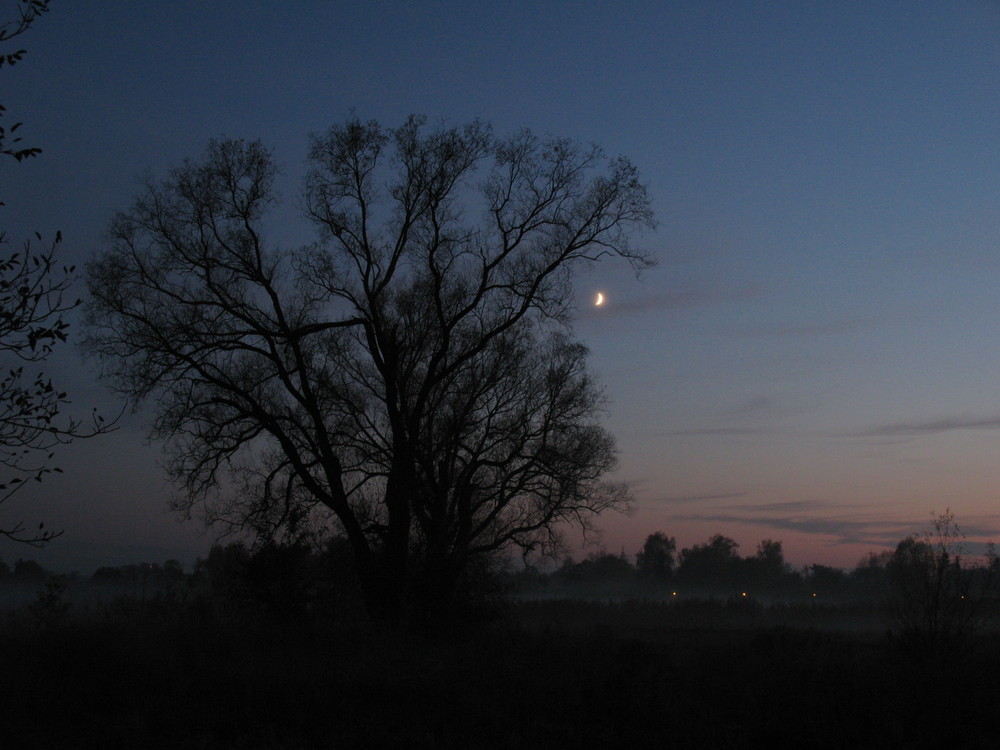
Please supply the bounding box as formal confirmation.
[649,494,1000,560]
[726,396,775,417]
[580,284,763,319]
[671,511,910,548]
[955,521,1000,539]
[719,500,818,513]
[735,317,875,339]
[668,496,927,549]
[652,491,748,504]
[652,427,767,437]
[864,414,1000,437]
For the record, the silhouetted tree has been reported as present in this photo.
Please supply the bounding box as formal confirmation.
[677,534,740,587]
[28,574,69,627]
[553,551,634,587]
[83,116,654,624]
[636,531,675,580]
[0,0,112,544]
[241,542,322,615]
[582,551,635,581]
[803,564,847,598]
[195,543,252,601]
[744,538,792,591]
[12,557,45,581]
[0,1,48,163]
[163,558,185,581]
[753,539,785,575]
[886,509,996,653]
[91,566,127,584]
[851,550,892,599]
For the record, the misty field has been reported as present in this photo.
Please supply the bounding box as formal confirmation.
[2,594,1000,749]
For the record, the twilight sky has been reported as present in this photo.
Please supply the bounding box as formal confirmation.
[4,0,1000,573]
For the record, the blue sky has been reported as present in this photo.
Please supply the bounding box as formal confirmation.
[4,0,1000,572]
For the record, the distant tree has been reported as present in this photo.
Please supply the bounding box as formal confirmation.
[851,550,892,598]
[804,564,847,597]
[83,115,654,624]
[28,574,69,627]
[636,531,676,580]
[677,534,740,587]
[0,0,112,545]
[12,557,45,581]
[886,509,996,654]
[91,566,127,584]
[753,539,786,575]
[745,538,791,590]
[195,543,251,599]
[191,541,344,615]
[163,558,185,581]
[241,542,321,614]
[582,551,635,581]
[554,551,634,585]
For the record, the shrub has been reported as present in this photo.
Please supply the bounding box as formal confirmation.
[886,510,996,655]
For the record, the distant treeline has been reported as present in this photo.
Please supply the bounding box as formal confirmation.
[511,529,999,604]
[2,522,997,615]
[0,539,365,619]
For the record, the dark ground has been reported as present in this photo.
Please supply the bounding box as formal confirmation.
[2,596,998,749]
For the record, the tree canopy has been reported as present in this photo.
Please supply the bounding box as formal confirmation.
[636,531,676,579]
[84,115,655,623]
[0,0,111,544]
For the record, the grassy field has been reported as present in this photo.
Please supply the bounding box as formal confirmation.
[2,595,998,749]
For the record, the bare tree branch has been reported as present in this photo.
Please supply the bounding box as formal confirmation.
[0,0,116,545]
[84,116,655,622]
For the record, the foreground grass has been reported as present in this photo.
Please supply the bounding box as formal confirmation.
[2,598,999,749]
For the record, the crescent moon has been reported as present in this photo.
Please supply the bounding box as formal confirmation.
[595,292,605,306]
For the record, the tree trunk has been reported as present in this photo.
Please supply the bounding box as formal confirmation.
[416,556,460,628]
[367,458,414,626]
